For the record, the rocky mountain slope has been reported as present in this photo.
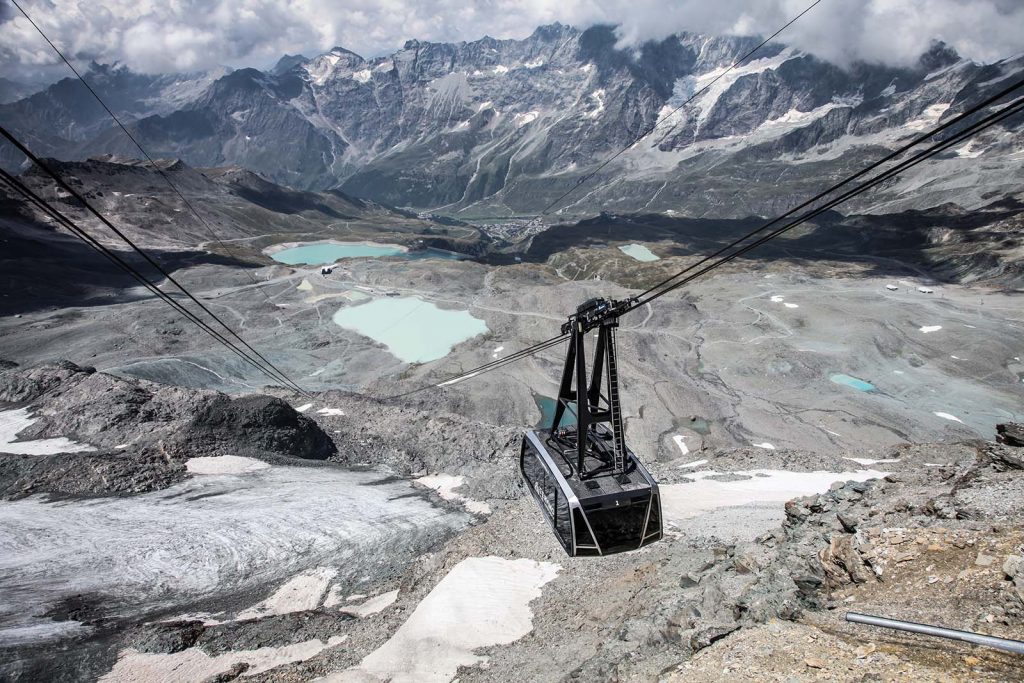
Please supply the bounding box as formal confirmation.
[3,26,1022,218]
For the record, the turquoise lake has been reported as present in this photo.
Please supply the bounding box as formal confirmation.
[271,242,464,266]
[618,244,660,262]
[332,296,488,364]
[830,373,876,392]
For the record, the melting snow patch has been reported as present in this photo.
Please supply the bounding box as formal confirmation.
[917,286,934,294]
[934,412,964,424]
[323,557,559,683]
[660,469,887,524]
[513,111,539,127]
[339,589,399,618]
[186,456,270,475]
[0,408,95,455]
[752,442,776,450]
[237,567,338,620]
[584,89,605,119]
[295,403,313,413]
[919,326,942,333]
[416,474,491,515]
[492,65,509,74]
[784,303,799,308]
[352,69,372,83]
[679,459,708,469]
[770,295,785,303]
[102,638,347,682]
[673,435,690,456]
[886,284,899,291]
[317,408,346,417]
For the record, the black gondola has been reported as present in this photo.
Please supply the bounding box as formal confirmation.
[520,297,662,556]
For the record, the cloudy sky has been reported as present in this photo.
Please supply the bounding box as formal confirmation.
[2,0,1022,82]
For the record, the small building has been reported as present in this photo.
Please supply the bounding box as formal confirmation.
[321,266,334,276]
[917,286,934,294]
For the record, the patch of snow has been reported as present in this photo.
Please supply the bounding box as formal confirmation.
[513,110,539,127]
[317,408,346,417]
[347,594,367,602]
[955,140,984,158]
[584,89,606,119]
[186,456,270,475]
[770,295,785,303]
[673,435,690,456]
[323,557,559,683]
[322,585,345,608]
[306,53,342,86]
[843,457,900,466]
[295,403,313,413]
[339,589,399,618]
[477,100,493,112]
[102,638,347,682]
[492,65,509,75]
[905,103,950,131]
[752,442,776,450]
[579,63,595,73]
[452,120,470,131]
[886,284,899,291]
[880,83,897,97]
[679,459,709,469]
[660,469,887,524]
[115,444,129,450]
[352,69,372,84]
[924,463,950,467]
[237,567,338,620]
[784,303,799,309]
[919,325,942,333]
[297,278,313,292]
[917,286,934,293]
[416,474,491,515]
[0,408,95,455]
[523,58,544,69]
[934,412,964,424]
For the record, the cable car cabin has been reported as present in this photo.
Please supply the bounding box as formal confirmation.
[521,425,661,556]
[519,296,663,556]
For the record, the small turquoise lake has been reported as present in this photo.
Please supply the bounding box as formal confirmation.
[830,373,876,392]
[270,242,464,266]
[618,244,660,262]
[332,296,487,364]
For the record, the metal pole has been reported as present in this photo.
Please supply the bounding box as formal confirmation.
[846,612,1024,655]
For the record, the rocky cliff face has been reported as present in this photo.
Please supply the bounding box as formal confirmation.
[2,26,1022,217]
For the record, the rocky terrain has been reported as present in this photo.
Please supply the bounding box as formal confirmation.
[2,25,1022,218]
[0,360,1021,681]
[0,35,1021,677]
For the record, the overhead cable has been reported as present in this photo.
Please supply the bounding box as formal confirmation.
[10,0,278,304]
[0,126,310,396]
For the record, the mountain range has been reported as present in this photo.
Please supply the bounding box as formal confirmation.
[2,24,1022,218]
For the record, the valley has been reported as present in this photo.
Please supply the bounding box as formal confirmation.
[1,10,1022,682]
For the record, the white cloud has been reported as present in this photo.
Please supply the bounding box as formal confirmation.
[0,0,1021,79]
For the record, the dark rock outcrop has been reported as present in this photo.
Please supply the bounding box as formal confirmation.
[178,395,336,460]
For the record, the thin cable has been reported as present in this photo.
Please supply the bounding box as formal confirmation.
[633,96,1024,309]
[10,0,277,304]
[0,127,309,396]
[0,168,308,391]
[385,334,569,400]
[633,76,1024,303]
[532,0,824,219]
